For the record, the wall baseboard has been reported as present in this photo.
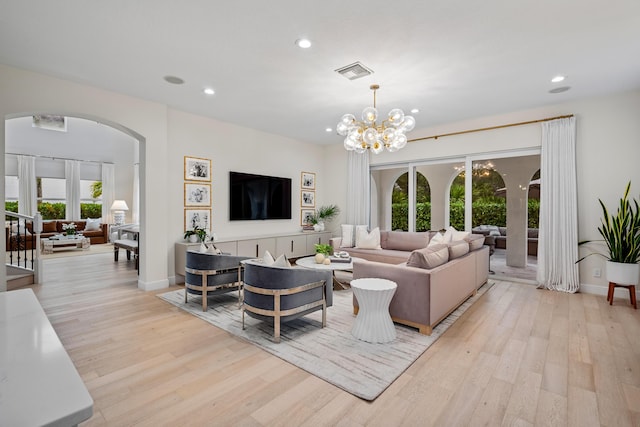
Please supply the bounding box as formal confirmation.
[138,278,170,291]
[580,282,640,298]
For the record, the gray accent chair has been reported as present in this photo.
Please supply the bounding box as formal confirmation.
[185,251,252,311]
[242,261,333,343]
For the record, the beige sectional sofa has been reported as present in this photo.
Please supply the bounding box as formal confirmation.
[330,230,489,335]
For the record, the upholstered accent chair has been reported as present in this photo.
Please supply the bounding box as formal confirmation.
[184,251,252,311]
[241,261,333,343]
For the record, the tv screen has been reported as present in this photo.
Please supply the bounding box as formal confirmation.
[229,171,292,220]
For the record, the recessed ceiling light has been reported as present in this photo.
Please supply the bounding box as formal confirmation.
[551,75,566,83]
[203,88,215,95]
[411,108,420,114]
[549,86,571,94]
[325,127,332,132]
[295,38,312,49]
[164,75,185,85]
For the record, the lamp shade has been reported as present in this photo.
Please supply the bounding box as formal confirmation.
[110,200,129,211]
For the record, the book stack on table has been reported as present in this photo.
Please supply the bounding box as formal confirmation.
[329,255,352,263]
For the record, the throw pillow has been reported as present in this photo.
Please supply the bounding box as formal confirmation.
[428,232,445,247]
[406,244,449,269]
[263,250,275,265]
[340,224,355,248]
[443,226,456,243]
[273,254,291,267]
[452,230,470,241]
[207,244,222,254]
[355,227,381,249]
[85,217,102,231]
[199,242,208,253]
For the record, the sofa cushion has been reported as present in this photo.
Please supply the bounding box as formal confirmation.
[356,227,381,249]
[406,244,449,269]
[42,221,57,233]
[465,234,485,251]
[448,240,470,259]
[383,231,429,251]
[452,230,470,241]
[428,232,449,247]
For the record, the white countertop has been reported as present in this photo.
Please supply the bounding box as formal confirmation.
[0,289,93,427]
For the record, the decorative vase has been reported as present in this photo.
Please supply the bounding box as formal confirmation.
[318,221,325,231]
[323,257,331,265]
[315,253,325,264]
[313,224,322,232]
[606,261,640,285]
[189,234,198,243]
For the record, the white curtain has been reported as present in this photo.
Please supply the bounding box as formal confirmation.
[101,163,115,224]
[346,151,370,225]
[65,160,81,220]
[537,117,580,292]
[17,155,37,216]
[132,163,140,224]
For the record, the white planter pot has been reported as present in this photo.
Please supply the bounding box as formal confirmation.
[313,224,322,232]
[188,234,198,243]
[606,261,640,285]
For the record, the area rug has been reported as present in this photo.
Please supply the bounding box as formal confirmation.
[158,281,493,401]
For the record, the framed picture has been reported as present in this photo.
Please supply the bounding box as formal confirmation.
[301,209,315,226]
[301,171,315,189]
[185,208,211,231]
[301,190,315,207]
[184,183,211,207]
[184,156,211,182]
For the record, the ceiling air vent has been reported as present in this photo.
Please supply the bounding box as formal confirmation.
[335,62,374,80]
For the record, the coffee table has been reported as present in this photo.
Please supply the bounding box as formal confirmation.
[42,235,91,254]
[350,278,397,343]
[295,256,361,290]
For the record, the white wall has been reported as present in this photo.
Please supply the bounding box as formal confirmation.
[325,89,640,294]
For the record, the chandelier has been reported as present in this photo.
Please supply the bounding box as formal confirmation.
[337,84,415,154]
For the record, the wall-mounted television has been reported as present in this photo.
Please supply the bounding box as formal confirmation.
[229,171,292,221]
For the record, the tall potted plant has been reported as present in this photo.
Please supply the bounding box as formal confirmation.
[579,182,640,285]
[314,204,340,231]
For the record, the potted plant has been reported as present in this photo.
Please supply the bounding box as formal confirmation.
[578,181,640,285]
[314,243,333,264]
[184,226,208,243]
[314,204,340,231]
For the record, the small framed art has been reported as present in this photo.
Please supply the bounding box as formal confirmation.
[184,156,211,182]
[185,208,211,231]
[184,183,211,207]
[301,171,315,189]
[301,209,315,226]
[301,190,315,207]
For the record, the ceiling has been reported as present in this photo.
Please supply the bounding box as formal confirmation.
[1,1,639,146]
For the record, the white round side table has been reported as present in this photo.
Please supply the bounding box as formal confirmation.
[350,278,397,343]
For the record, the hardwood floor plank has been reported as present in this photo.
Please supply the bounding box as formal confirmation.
[16,256,640,426]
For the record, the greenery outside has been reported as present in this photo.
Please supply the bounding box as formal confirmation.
[392,168,540,231]
[5,201,102,220]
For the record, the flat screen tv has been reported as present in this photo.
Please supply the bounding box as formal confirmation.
[229,171,292,220]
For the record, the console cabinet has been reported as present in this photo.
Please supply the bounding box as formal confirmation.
[174,231,331,282]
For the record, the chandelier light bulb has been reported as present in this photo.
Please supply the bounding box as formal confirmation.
[337,84,415,154]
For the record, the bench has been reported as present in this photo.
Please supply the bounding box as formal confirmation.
[114,239,139,269]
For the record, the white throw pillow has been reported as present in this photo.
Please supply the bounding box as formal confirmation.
[428,232,445,247]
[207,244,222,254]
[85,218,102,231]
[263,250,275,265]
[443,226,456,243]
[272,254,291,268]
[355,227,381,249]
[199,242,208,252]
[452,230,470,241]
[10,220,31,235]
[340,224,354,248]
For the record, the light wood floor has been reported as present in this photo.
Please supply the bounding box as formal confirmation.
[26,253,640,426]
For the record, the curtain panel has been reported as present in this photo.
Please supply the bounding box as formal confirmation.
[17,155,37,216]
[346,151,370,226]
[65,160,81,220]
[101,163,116,225]
[537,117,580,292]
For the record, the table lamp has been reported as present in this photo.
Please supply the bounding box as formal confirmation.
[110,200,129,226]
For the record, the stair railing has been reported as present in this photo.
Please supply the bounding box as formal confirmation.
[6,212,42,283]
